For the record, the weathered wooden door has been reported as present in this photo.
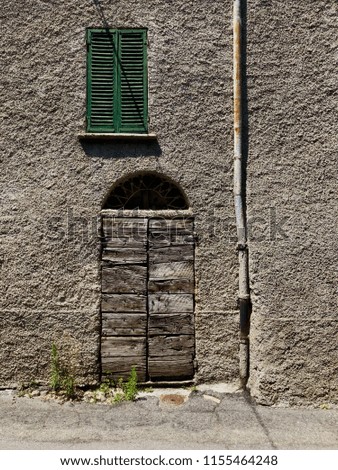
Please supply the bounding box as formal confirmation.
[101,216,195,382]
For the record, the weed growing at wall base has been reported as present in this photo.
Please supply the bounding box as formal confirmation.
[18,361,139,404]
[49,343,76,399]
[122,366,138,401]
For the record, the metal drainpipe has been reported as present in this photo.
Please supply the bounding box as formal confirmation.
[233,0,251,387]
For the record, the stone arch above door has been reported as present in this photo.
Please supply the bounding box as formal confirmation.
[101,174,195,383]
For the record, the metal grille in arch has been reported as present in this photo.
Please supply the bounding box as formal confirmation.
[103,173,188,210]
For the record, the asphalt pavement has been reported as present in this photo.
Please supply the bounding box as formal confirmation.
[0,386,337,450]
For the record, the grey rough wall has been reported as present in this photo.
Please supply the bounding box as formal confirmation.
[2,0,335,404]
[246,0,338,405]
[1,0,239,386]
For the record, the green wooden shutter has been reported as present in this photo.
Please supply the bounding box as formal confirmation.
[86,29,117,132]
[86,29,148,134]
[118,30,148,133]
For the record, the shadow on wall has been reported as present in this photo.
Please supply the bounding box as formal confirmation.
[92,0,109,27]
[80,140,162,159]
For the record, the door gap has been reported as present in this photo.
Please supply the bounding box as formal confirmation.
[145,217,150,381]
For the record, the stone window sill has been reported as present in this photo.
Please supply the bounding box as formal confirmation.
[78,132,157,141]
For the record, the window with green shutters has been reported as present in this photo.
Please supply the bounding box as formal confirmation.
[86,29,148,133]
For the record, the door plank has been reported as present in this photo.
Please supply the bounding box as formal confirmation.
[102,313,147,336]
[148,232,194,247]
[102,247,147,264]
[149,219,194,232]
[148,335,195,356]
[148,314,194,335]
[148,294,194,313]
[149,261,193,281]
[148,356,194,379]
[102,357,146,381]
[102,217,148,238]
[102,265,147,294]
[102,294,147,312]
[148,279,194,294]
[148,245,194,263]
[102,238,147,248]
[101,336,146,357]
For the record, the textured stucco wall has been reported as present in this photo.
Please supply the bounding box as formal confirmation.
[246,0,338,405]
[1,0,239,386]
[2,0,336,405]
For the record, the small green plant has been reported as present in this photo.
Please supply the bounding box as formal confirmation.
[92,391,98,403]
[113,392,125,403]
[111,367,139,404]
[320,403,330,410]
[122,366,138,401]
[62,375,75,399]
[117,377,124,389]
[49,343,76,399]
[50,343,61,391]
[99,382,110,395]
[17,390,25,397]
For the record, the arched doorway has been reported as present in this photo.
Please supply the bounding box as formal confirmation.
[100,172,195,382]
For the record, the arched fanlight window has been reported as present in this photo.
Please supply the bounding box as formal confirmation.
[103,173,189,210]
